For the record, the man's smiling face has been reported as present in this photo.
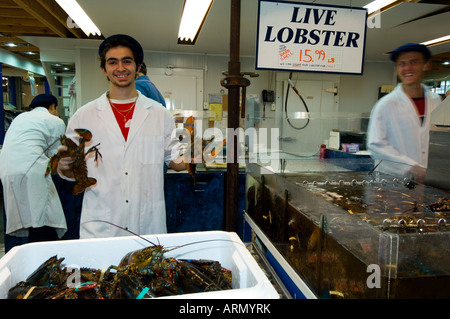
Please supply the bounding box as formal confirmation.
[102,46,138,88]
[395,51,429,86]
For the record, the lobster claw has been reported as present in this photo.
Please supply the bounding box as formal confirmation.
[72,177,97,195]
[74,129,93,141]
[117,275,156,299]
[45,156,60,176]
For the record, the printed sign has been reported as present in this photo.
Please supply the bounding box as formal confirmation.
[256,0,367,74]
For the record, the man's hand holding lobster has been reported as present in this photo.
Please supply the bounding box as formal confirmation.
[56,145,76,179]
[50,129,101,194]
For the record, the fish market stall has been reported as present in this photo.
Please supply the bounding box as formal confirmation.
[245,157,450,299]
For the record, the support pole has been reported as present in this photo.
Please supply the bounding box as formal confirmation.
[221,0,249,232]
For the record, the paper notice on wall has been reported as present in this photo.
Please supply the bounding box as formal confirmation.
[209,103,223,121]
[256,0,367,75]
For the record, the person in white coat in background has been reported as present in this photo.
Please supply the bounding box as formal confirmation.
[0,94,67,252]
[367,43,442,182]
[57,34,186,239]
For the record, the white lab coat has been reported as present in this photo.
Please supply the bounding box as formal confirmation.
[0,107,67,237]
[367,83,441,174]
[65,91,180,239]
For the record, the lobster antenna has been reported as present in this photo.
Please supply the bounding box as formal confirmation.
[20,136,61,185]
[86,220,157,246]
[84,220,245,252]
[165,238,246,253]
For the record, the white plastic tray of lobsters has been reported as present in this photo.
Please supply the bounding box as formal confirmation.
[0,231,279,299]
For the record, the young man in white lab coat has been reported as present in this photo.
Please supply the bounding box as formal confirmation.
[0,94,67,252]
[58,34,185,239]
[367,43,442,182]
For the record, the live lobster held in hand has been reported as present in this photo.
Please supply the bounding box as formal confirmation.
[45,129,102,195]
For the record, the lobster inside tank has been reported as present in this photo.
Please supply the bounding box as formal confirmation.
[246,161,450,299]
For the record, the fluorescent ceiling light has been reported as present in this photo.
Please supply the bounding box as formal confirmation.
[178,0,213,45]
[364,0,401,16]
[56,0,101,37]
[421,35,450,47]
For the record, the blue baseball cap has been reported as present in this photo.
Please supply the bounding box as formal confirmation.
[29,94,58,109]
[390,43,431,62]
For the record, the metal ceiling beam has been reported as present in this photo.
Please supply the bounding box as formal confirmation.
[0,17,47,27]
[12,0,71,38]
[0,25,54,35]
[0,8,31,18]
[37,0,85,39]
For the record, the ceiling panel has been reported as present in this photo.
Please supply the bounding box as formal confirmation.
[0,0,449,73]
[77,0,450,65]
[0,0,99,64]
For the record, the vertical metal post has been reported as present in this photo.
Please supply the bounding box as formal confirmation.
[44,78,51,94]
[0,63,4,144]
[7,77,16,107]
[221,0,250,233]
[224,0,241,232]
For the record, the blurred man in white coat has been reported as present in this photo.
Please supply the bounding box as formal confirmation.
[367,43,442,182]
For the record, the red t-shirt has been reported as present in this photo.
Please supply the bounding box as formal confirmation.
[412,97,425,124]
[109,98,136,140]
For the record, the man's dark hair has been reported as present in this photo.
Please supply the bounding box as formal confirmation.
[139,62,147,75]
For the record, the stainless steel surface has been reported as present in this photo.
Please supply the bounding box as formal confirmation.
[246,242,291,299]
[426,128,450,191]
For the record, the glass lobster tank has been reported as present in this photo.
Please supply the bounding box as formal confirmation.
[245,157,450,298]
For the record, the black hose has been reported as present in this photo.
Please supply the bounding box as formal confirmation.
[284,72,310,130]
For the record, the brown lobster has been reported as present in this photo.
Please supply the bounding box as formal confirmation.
[45,129,101,195]
[183,116,226,184]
